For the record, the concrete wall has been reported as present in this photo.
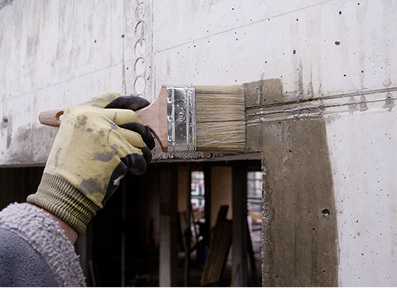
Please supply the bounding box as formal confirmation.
[0,0,153,165]
[1,0,396,287]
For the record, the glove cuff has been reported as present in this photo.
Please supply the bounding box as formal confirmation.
[27,173,100,236]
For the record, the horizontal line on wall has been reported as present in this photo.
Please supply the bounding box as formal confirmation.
[3,61,133,102]
[154,0,332,54]
[246,87,397,125]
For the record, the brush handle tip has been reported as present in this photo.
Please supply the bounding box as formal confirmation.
[39,109,63,127]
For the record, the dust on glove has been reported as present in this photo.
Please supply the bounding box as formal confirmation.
[27,92,155,235]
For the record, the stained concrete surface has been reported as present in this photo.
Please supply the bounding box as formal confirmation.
[260,118,338,287]
[244,78,338,286]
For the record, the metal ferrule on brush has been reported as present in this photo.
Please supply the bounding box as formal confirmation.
[166,86,197,152]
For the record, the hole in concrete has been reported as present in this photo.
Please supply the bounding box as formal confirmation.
[322,209,330,218]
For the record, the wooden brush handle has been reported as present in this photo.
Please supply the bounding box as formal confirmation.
[39,86,168,152]
[39,109,64,128]
[134,85,168,152]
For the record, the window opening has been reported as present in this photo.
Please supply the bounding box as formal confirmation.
[191,171,205,220]
[247,171,262,232]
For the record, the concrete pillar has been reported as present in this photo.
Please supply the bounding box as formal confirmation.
[159,165,178,286]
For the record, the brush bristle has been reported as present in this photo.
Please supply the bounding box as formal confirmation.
[195,85,246,153]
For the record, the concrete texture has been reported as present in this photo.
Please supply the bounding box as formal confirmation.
[326,111,397,286]
[260,118,337,286]
[244,77,339,286]
[1,0,397,287]
[0,0,153,165]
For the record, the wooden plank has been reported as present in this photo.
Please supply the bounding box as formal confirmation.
[247,222,258,286]
[184,165,192,287]
[203,166,212,246]
[178,212,186,251]
[232,165,248,286]
[200,206,232,286]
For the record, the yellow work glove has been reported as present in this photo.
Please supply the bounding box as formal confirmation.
[27,93,155,235]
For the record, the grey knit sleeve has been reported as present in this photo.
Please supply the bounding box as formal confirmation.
[0,227,59,286]
[0,203,86,287]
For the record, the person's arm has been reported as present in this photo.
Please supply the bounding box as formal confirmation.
[27,92,155,237]
[0,93,154,287]
[37,205,78,245]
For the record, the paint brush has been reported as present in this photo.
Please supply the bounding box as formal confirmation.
[38,84,246,153]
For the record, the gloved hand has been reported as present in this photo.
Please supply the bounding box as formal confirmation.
[27,92,155,235]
